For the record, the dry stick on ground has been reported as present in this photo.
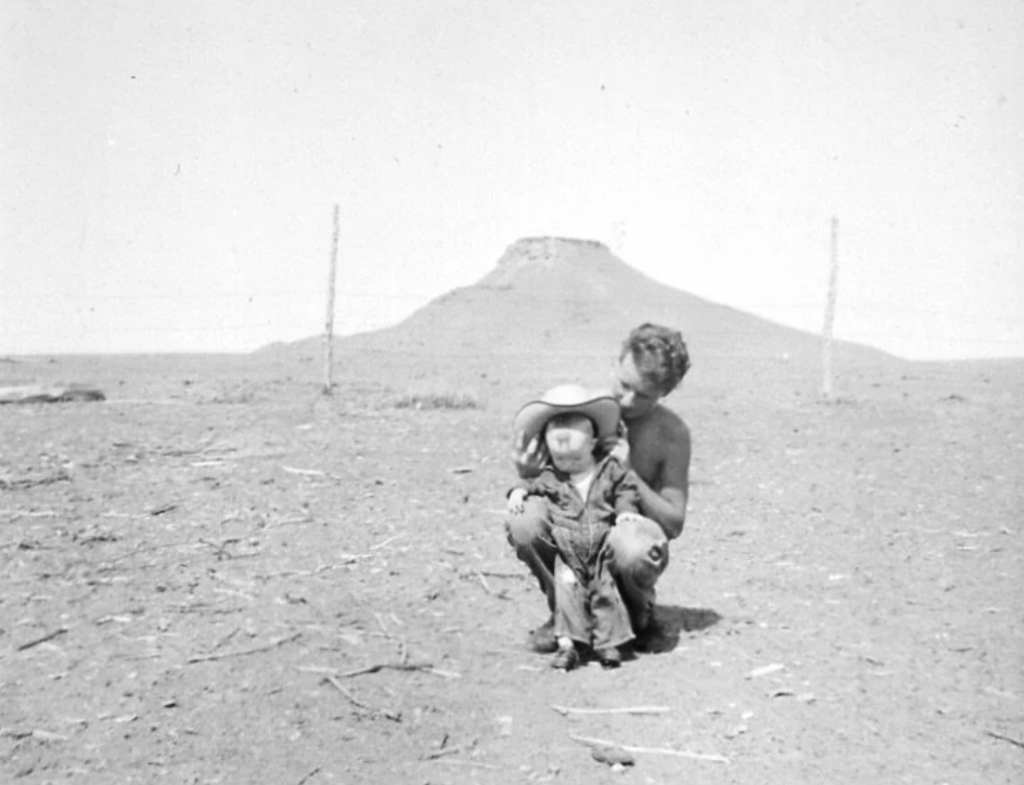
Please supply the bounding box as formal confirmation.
[295,767,321,785]
[186,632,302,664]
[323,676,401,722]
[431,759,500,770]
[985,730,1024,750]
[210,627,241,652]
[309,557,365,572]
[552,705,670,717]
[467,569,510,600]
[198,537,241,558]
[474,570,495,595]
[16,627,68,652]
[278,468,346,482]
[282,466,326,477]
[103,399,192,406]
[107,541,201,564]
[570,734,730,764]
[273,556,368,578]
[100,512,151,519]
[0,509,60,518]
[337,660,436,678]
[370,532,407,550]
[422,738,479,761]
[0,473,70,491]
[297,662,461,680]
[478,570,527,579]
[266,516,315,529]
[0,538,61,551]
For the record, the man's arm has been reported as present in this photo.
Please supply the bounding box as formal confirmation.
[611,462,642,516]
[634,418,690,539]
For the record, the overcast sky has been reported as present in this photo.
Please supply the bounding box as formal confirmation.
[2,0,1021,359]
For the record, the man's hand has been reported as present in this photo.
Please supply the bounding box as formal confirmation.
[507,488,528,515]
[608,437,630,468]
[615,511,647,528]
[512,430,549,479]
[616,511,671,542]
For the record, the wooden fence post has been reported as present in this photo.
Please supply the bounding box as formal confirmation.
[822,216,839,401]
[322,204,339,395]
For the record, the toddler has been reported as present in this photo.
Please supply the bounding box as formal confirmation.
[507,385,639,669]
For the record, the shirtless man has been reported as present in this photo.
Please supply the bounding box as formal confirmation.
[506,323,692,651]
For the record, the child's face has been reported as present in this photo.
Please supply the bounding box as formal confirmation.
[543,413,597,474]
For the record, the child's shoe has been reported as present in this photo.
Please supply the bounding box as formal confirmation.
[551,644,580,671]
[596,646,622,669]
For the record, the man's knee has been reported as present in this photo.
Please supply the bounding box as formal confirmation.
[505,497,550,550]
[607,517,669,585]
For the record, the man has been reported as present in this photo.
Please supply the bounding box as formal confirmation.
[506,323,692,652]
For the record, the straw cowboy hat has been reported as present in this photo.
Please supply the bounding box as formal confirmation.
[512,384,620,443]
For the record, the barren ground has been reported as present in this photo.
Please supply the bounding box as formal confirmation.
[1,354,1021,784]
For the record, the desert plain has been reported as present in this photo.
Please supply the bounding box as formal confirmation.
[1,239,1022,784]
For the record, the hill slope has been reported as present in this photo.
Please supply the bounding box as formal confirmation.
[263,237,903,397]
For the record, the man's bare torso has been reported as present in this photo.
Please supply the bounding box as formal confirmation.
[626,403,690,493]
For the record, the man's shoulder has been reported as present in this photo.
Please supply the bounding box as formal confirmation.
[645,403,690,442]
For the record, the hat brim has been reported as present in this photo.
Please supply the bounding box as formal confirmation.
[513,394,620,444]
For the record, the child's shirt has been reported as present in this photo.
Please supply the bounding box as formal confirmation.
[570,466,596,501]
[511,454,640,538]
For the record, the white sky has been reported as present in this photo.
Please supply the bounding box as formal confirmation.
[1,0,1021,359]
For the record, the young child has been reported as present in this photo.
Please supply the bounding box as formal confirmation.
[507,384,640,670]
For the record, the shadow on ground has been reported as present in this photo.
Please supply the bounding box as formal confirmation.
[642,605,723,653]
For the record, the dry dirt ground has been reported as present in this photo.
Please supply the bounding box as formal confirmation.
[1,355,1021,784]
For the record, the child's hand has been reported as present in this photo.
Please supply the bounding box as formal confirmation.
[507,488,528,515]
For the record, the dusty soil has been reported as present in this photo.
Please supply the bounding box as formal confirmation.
[1,355,1021,784]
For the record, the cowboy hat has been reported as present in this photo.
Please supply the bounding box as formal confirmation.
[512,384,620,443]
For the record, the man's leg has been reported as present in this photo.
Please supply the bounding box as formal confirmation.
[505,497,559,651]
[606,515,669,634]
[505,497,558,609]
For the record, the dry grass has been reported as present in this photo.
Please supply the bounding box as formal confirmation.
[392,389,481,410]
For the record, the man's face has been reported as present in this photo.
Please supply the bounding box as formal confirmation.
[543,414,597,474]
[613,353,662,420]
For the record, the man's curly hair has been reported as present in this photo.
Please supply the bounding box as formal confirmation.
[620,323,691,395]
